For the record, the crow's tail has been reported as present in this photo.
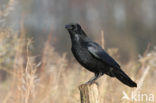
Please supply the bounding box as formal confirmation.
[113,69,137,87]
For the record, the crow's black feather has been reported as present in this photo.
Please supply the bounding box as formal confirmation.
[87,42,120,69]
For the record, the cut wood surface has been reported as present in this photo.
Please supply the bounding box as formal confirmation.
[79,83,99,103]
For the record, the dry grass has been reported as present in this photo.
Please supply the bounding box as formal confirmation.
[0,0,16,25]
[0,28,155,103]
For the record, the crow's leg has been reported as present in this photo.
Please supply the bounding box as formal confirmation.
[85,73,103,84]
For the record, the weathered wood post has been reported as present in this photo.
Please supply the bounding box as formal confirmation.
[79,83,99,103]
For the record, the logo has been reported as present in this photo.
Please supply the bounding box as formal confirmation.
[122,91,155,102]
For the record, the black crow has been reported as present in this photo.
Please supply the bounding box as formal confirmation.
[65,23,137,87]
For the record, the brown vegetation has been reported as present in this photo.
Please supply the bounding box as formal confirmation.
[0,28,155,103]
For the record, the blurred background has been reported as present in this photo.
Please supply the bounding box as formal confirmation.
[0,0,156,103]
[1,0,156,60]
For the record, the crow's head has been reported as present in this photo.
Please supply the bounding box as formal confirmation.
[65,23,87,40]
[65,23,81,33]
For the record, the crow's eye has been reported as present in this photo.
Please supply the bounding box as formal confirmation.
[71,25,75,29]
[75,24,81,30]
[72,24,80,31]
[76,24,80,28]
[72,25,77,31]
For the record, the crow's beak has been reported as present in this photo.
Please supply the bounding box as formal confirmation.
[65,24,73,30]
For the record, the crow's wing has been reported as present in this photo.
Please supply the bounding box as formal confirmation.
[87,42,120,69]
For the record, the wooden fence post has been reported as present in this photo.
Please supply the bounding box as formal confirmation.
[79,83,99,103]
